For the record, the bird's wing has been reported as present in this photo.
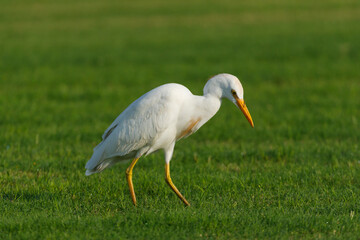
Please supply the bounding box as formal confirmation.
[99,86,183,158]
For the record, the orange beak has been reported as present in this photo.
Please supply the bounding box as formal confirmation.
[236,99,254,128]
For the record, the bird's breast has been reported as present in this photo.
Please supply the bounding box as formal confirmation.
[176,118,201,140]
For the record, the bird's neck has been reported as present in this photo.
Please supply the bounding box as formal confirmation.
[200,94,222,121]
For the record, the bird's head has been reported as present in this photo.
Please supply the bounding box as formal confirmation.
[204,73,254,127]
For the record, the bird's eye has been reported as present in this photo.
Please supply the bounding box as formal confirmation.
[231,90,237,96]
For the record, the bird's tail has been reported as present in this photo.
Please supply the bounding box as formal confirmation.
[85,169,97,176]
[85,142,108,176]
[85,158,117,176]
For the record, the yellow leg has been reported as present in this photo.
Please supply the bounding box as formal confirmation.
[126,158,140,206]
[165,162,190,206]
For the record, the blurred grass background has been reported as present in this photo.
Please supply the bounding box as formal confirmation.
[1,0,360,239]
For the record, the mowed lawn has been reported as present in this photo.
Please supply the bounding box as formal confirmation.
[1,0,360,239]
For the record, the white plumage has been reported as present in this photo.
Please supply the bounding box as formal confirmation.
[85,73,254,206]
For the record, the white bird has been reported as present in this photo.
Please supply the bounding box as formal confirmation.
[85,73,254,206]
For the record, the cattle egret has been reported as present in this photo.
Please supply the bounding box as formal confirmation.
[85,73,254,206]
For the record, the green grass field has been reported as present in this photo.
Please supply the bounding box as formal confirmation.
[1,0,360,239]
